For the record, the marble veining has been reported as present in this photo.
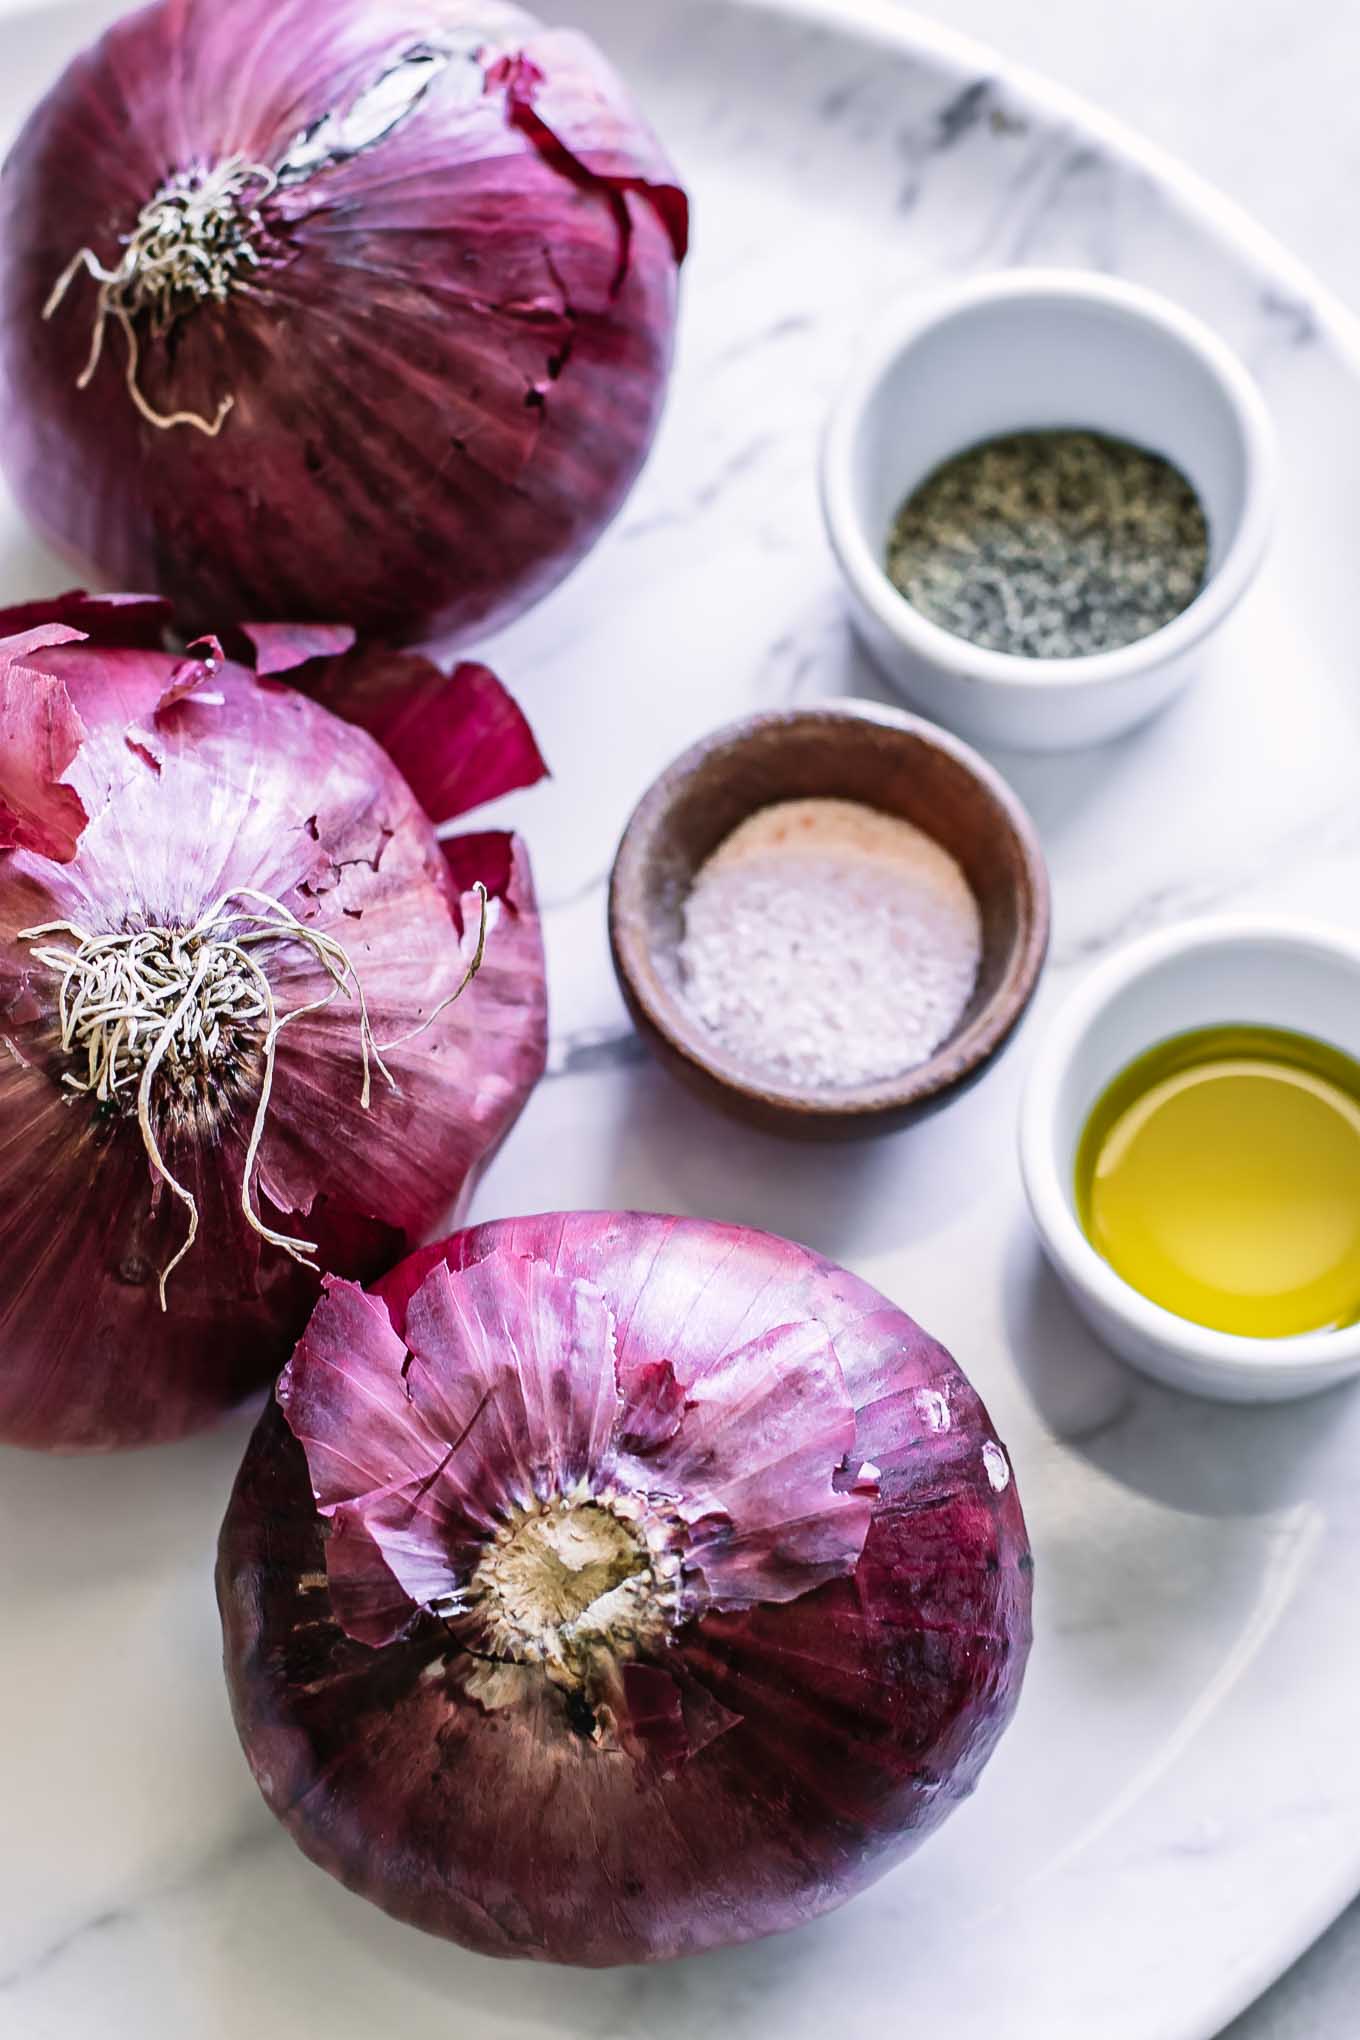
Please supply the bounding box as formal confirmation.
[1,0,1360,2036]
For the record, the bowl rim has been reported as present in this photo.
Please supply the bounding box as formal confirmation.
[608,697,1051,1120]
[820,267,1278,693]
[1018,914,1360,1373]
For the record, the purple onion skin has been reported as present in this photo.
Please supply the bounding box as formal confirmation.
[217,1213,1032,1966]
[0,633,547,1450]
[0,0,686,645]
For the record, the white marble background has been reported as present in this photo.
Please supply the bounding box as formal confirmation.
[899,7,1360,2031]
[1,1,1358,2035]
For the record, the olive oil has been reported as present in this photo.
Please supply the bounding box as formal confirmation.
[1075,1025,1360,1338]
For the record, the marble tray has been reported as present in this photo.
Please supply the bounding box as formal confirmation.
[3,0,1360,2036]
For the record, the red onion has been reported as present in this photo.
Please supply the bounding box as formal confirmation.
[0,595,547,1451]
[0,0,687,643]
[217,1212,1032,1965]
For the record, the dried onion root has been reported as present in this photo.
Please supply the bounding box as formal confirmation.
[42,157,277,434]
[19,884,489,1307]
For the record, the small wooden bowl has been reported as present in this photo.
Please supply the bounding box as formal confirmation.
[608,702,1051,1139]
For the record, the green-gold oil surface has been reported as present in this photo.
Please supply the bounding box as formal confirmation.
[1075,1024,1360,1338]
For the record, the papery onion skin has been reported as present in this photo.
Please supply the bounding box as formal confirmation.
[0,0,686,645]
[0,604,547,1451]
[217,1212,1032,1966]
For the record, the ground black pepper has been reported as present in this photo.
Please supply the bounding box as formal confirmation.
[885,427,1209,658]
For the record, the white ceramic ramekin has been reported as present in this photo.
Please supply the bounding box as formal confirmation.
[820,270,1276,753]
[1019,919,1360,1403]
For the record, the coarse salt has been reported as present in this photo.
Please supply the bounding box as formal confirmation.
[678,797,982,1089]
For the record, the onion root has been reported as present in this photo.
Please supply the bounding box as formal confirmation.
[20,881,488,1306]
[42,155,275,434]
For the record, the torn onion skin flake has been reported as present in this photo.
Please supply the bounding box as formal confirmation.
[0,0,688,645]
[217,1213,1032,1966]
[0,594,547,1451]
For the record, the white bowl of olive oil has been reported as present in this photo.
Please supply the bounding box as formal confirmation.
[1019,919,1360,1401]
